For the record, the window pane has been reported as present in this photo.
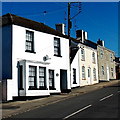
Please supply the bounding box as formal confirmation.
[81,49,85,60]
[73,68,76,84]
[88,68,90,77]
[28,66,36,88]
[49,78,53,87]
[93,68,96,80]
[54,47,59,55]
[49,70,54,88]
[39,78,45,86]
[54,40,59,47]
[82,66,85,79]
[54,38,60,56]
[102,66,104,75]
[39,67,46,88]
[29,77,34,86]
[92,52,95,63]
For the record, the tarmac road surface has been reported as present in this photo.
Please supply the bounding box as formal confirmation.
[3,82,120,119]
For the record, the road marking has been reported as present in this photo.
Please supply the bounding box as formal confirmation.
[100,94,113,101]
[63,104,92,119]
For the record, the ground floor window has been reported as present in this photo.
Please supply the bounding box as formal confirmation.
[93,68,97,81]
[39,67,47,90]
[88,67,91,78]
[82,66,86,80]
[73,68,77,84]
[101,66,104,75]
[28,66,37,90]
[49,70,55,90]
[111,68,114,77]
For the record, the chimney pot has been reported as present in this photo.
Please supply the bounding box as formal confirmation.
[55,23,65,35]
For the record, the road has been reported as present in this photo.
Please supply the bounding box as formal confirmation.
[4,83,120,119]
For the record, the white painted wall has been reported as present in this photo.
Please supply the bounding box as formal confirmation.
[71,51,80,88]
[5,24,70,100]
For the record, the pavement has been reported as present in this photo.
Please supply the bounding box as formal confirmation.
[1,79,120,119]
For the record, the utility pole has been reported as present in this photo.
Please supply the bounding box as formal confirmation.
[68,2,81,46]
[68,2,71,42]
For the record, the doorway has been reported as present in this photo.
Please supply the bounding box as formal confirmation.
[107,66,109,81]
[60,69,67,92]
[88,67,91,85]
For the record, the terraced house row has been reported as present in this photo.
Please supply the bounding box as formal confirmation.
[0,13,116,101]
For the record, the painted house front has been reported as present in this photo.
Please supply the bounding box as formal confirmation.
[78,43,99,86]
[97,39,116,81]
[71,30,99,87]
[70,41,80,88]
[1,13,71,101]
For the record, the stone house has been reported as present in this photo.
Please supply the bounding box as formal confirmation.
[97,39,116,81]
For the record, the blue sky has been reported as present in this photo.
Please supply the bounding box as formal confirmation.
[2,2,119,56]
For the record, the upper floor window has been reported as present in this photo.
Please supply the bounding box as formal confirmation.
[110,53,113,62]
[73,68,77,84]
[100,49,104,58]
[82,66,86,80]
[81,48,85,61]
[54,37,61,57]
[92,52,95,63]
[25,30,35,53]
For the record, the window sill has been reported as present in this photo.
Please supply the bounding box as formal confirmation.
[54,54,62,57]
[28,87,48,90]
[25,50,36,54]
[81,59,85,61]
[39,87,48,90]
[28,87,38,90]
[73,82,77,84]
[49,87,56,90]
[19,88,24,90]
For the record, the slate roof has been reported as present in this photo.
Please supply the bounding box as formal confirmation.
[1,13,99,64]
[1,13,70,39]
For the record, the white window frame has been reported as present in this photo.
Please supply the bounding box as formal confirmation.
[93,68,97,81]
[82,66,86,80]
[81,48,85,61]
[101,66,104,75]
[25,30,35,53]
[92,52,95,63]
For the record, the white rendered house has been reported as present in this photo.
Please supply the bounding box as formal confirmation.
[71,30,99,87]
[1,13,71,101]
[70,42,80,88]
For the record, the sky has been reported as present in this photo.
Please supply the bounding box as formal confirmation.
[2,1,119,56]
